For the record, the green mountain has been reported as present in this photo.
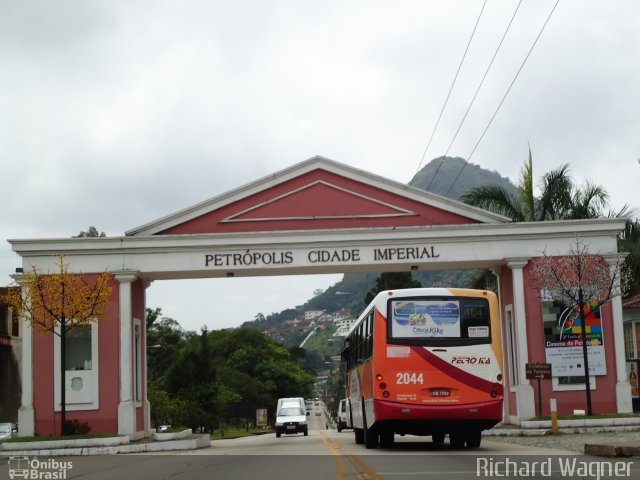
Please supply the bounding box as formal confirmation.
[409,156,516,200]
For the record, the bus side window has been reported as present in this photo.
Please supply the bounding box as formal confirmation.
[346,336,355,370]
[366,312,374,360]
[357,321,364,363]
[341,339,351,365]
[368,311,376,357]
[346,309,376,368]
[361,316,367,361]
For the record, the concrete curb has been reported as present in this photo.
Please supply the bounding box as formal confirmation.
[485,424,640,437]
[522,418,640,429]
[484,428,549,437]
[0,434,210,456]
[0,435,129,451]
[153,428,193,441]
[485,421,640,457]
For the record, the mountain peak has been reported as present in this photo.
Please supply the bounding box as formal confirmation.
[409,156,516,200]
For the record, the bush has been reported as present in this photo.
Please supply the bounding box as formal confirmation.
[63,419,91,436]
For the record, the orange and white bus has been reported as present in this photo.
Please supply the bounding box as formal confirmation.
[342,288,503,449]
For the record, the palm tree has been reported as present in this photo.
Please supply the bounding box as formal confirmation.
[462,146,613,222]
[461,146,635,293]
[619,219,640,296]
[364,272,421,305]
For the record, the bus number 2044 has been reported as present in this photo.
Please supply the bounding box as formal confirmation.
[396,372,424,384]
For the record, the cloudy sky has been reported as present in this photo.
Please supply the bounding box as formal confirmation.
[2,1,638,331]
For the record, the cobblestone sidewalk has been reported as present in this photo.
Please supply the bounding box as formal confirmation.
[487,430,640,454]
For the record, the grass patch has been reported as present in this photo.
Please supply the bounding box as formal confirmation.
[3,433,122,443]
[529,413,640,421]
[210,428,274,440]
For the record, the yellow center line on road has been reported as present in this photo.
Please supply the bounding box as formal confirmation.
[319,431,383,480]
[346,453,383,480]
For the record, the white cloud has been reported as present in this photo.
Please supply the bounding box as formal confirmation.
[2,0,639,329]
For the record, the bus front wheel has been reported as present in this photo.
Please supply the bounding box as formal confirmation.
[354,428,364,444]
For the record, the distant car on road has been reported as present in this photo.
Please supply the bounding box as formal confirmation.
[0,422,17,440]
[336,399,351,432]
[277,397,305,412]
[275,406,308,437]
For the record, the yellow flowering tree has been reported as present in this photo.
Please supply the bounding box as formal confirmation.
[3,257,112,435]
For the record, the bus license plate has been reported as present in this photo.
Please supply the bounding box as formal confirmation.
[287,425,296,430]
[429,388,450,397]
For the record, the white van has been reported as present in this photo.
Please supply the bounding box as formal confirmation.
[275,403,308,437]
[336,398,351,432]
[276,397,305,412]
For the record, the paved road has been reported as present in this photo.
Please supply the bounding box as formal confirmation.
[3,404,638,479]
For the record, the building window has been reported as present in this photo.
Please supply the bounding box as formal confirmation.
[54,320,99,410]
[66,325,92,371]
[552,375,596,391]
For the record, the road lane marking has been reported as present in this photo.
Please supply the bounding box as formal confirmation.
[346,453,383,480]
[319,431,382,480]
[320,431,349,479]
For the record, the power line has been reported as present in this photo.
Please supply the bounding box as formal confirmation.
[413,0,488,186]
[440,0,523,175]
[445,0,561,197]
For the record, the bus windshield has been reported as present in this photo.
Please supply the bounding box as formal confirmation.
[387,296,491,345]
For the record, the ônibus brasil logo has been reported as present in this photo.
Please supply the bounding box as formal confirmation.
[8,457,73,479]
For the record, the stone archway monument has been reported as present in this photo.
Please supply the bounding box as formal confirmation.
[9,156,630,438]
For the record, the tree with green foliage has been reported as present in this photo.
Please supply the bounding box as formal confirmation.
[146,307,185,385]
[364,272,421,305]
[156,326,316,430]
[209,328,315,414]
[74,226,106,238]
[461,147,637,297]
[461,147,621,222]
[619,219,640,297]
[323,361,347,418]
[147,384,176,429]
[165,328,224,431]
